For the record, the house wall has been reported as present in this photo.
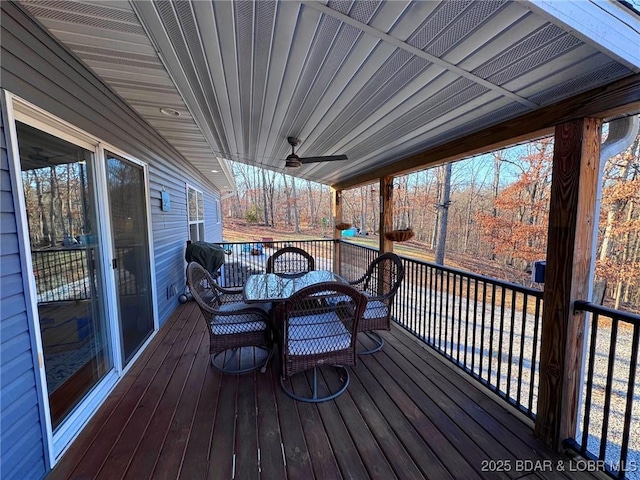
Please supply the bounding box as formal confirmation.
[1,97,49,480]
[0,3,224,477]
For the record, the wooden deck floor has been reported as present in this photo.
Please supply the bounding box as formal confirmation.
[48,301,601,480]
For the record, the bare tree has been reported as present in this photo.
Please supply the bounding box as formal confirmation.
[291,176,300,233]
[434,162,452,265]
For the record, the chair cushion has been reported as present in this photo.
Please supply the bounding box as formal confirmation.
[324,295,352,306]
[363,299,388,320]
[287,312,351,355]
[217,301,272,313]
[212,302,268,334]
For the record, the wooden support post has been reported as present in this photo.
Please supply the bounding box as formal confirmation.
[332,187,342,274]
[535,118,602,450]
[379,176,394,254]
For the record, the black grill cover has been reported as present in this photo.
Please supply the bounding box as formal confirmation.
[185,241,225,275]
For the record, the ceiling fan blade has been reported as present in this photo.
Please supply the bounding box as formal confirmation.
[299,155,348,164]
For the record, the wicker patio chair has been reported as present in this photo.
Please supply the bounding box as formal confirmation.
[276,282,367,403]
[266,246,315,276]
[349,252,405,354]
[186,262,272,374]
[211,281,244,304]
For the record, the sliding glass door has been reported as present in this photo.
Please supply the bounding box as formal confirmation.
[16,122,113,429]
[106,152,154,365]
[15,123,156,437]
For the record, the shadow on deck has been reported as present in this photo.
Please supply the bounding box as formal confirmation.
[48,301,601,480]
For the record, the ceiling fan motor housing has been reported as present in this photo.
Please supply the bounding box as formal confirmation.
[285,154,302,168]
[286,137,302,167]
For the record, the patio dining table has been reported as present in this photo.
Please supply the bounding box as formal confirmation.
[242,270,348,304]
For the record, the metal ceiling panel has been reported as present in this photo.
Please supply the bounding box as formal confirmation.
[18,0,235,191]
[17,0,640,189]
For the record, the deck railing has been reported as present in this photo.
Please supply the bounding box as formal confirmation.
[338,241,379,282]
[336,240,544,416]
[32,245,144,302]
[566,301,640,479]
[32,246,94,302]
[338,240,639,479]
[216,238,335,287]
[394,256,544,418]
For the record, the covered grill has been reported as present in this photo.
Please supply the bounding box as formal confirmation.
[185,241,225,276]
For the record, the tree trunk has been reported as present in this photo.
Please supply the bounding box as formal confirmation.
[434,162,452,265]
[282,174,292,226]
[49,166,60,245]
[260,168,270,226]
[291,177,300,233]
[464,189,473,253]
[66,163,73,238]
[34,171,50,246]
[370,186,378,235]
[359,186,367,234]
[306,180,317,228]
[491,152,502,260]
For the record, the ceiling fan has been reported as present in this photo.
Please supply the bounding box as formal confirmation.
[285,136,348,168]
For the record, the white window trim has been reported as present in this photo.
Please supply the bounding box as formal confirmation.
[186,184,205,241]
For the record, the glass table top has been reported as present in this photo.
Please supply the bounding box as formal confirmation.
[243,270,348,303]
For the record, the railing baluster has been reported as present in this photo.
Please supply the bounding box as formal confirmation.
[489,283,497,387]
[464,276,471,370]
[506,289,517,400]
[457,273,463,364]
[528,296,542,414]
[444,270,450,357]
[516,292,527,408]
[480,281,488,381]
[472,277,479,376]
[618,322,639,476]
[428,266,434,343]
[581,310,599,454]
[599,317,619,461]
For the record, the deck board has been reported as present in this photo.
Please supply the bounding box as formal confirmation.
[287,373,341,480]
[255,366,287,480]
[178,359,221,480]
[152,331,209,480]
[387,329,599,480]
[47,303,604,480]
[208,373,239,480]
[235,372,259,480]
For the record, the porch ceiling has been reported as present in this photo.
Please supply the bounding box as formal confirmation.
[17,0,640,190]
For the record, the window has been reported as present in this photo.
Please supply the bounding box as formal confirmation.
[187,186,205,241]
